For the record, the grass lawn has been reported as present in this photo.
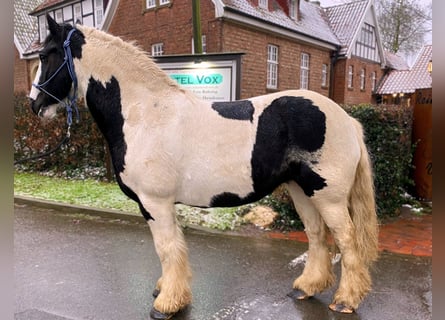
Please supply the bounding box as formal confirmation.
[14,172,139,214]
[13,171,246,230]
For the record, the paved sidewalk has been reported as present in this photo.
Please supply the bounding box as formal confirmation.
[14,195,432,257]
[267,208,432,257]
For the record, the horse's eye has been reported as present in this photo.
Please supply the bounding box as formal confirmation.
[39,54,47,63]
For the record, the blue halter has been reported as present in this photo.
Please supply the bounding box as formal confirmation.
[33,28,80,128]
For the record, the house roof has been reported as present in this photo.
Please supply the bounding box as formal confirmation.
[14,0,45,57]
[324,0,368,55]
[384,50,409,71]
[30,0,73,15]
[217,0,341,48]
[376,45,432,95]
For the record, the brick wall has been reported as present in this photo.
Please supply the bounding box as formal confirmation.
[332,56,384,105]
[221,22,331,99]
[14,48,30,94]
[108,0,331,100]
[108,0,219,55]
[14,48,39,95]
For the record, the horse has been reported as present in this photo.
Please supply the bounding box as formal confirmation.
[29,14,378,319]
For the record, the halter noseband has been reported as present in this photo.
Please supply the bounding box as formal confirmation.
[33,28,80,128]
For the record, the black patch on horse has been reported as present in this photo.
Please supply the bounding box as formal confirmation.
[210,96,327,207]
[86,76,153,220]
[211,100,254,122]
[251,96,327,197]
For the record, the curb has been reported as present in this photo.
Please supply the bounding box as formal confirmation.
[14,195,146,224]
[13,195,250,238]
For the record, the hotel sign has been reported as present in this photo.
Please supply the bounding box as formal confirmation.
[155,53,243,102]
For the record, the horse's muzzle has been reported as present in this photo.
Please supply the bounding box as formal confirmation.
[29,98,42,116]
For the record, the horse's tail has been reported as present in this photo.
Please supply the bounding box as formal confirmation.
[349,119,379,266]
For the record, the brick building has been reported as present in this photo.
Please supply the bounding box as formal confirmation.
[14,0,388,104]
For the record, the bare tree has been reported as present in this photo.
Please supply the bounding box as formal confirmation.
[376,0,432,54]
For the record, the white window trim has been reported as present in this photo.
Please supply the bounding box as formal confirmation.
[151,43,164,56]
[371,71,376,91]
[360,68,366,90]
[289,0,296,20]
[146,0,156,9]
[300,53,309,90]
[74,3,82,24]
[321,64,328,87]
[267,44,278,89]
[146,0,170,9]
[259,0,268,9]
[348,65,354,88]
[94,0,104,28]
[191,35,207,54]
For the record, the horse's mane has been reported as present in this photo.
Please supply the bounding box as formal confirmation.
[76,25,180,89]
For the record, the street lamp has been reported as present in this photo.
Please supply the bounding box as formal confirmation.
[427,59,432,75]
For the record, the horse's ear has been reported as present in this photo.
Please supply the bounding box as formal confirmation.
[46,14,62,39]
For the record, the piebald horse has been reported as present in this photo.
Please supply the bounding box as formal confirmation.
[29,15,378,319]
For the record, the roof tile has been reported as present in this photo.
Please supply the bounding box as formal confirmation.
[376,45,432,94]
[324,0,368,55]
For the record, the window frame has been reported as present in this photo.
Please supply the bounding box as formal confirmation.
[145,0,170,10]
[259,0,268,9]
[347,65,354,89]
[321,63,328,88]
[191,35,207,54]
[267,44,279,89]
[360,68,366,91]
[151,42,164,56]
[300,52,310,90]
[371,71,376,92]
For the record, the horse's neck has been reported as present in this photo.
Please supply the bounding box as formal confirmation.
[76,32,178,97]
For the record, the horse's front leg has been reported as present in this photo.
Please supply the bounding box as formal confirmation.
[143,199,192,319]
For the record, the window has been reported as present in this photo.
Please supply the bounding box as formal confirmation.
[146,0,156,9]
[74,3,82,24]
[38,15,47,42]
[146,0,169,10]
[151,43,164,56]
[191,35,207,54]
[267,44,278,89]
[95,0,104,28]
[360,68,365,90]
[355,23,379,62]
[321,63,328,87]
[300,53,310,89]
[371,71,376,91]
[259,0,268,9]
[55,9,63,23]
[347,65,354,88]
[289,0,296,20]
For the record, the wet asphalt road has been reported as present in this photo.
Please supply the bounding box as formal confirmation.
[14,202,432,320]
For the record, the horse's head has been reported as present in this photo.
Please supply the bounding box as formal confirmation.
[29,14,85,119]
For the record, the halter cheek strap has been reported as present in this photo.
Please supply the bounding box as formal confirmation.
[33,28,80,128]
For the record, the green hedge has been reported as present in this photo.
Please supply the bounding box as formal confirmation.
[14,93,109,179]
[14,93,414,218]
[344,104,414,216]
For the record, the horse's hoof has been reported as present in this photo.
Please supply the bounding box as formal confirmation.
[150,307,174,320]
[329,303,354,313]
[287,288,312,300]
[152,288,160,298]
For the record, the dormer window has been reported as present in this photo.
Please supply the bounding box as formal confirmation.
[259,0,268,9]
[289,0,296,20]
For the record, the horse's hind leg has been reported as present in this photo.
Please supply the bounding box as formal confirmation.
[142,199,192,319]
[312,198,371,313]
[285,182,335,299]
